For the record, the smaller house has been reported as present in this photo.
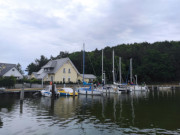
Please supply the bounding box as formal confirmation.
[0,63,23,79]
[78,74,97,83]
[30,72,38,79]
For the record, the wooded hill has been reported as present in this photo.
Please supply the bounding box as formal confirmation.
[27,41,180,84]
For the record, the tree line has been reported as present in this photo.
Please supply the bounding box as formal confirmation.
[26,41,180,84]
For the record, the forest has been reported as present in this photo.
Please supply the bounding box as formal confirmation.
[26,41,180,84]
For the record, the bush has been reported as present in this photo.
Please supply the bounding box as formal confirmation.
[0,76,16,88]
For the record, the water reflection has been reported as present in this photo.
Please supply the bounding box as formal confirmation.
[0,89,180,134]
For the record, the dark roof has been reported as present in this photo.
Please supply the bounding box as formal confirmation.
[43,60,57,68]
[0,63,16,76]
[80,74,96,79]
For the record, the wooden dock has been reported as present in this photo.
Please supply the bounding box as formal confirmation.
[147,85,180,90]
[0,88,42,96]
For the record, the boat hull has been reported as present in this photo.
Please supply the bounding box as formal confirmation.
[78,88,102,95]
[59,92,78,96]
[130,85,148,91]
[41,90,52,97]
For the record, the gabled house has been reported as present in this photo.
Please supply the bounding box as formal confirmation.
[32,58,80,83]
[78,74,97,83]
[30,72,38,79]
[31,57,97,84]
[0,63,23,79]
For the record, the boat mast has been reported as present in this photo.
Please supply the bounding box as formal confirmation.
[130,58,133,83]
[112,49,115,84]
[119,57,122,84]
[83,43,85,86]
[102,49,104,84]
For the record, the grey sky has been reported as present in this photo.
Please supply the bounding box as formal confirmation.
[0,0,180,71]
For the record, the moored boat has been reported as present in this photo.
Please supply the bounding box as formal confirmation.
[129,84,149,91]
[77,86,102,95]
[58,88,78,96]
[41,85,59,97]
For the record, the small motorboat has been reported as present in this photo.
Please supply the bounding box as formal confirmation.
[58,88,78,96]
[77,86,102,95]
[41,85,59,97]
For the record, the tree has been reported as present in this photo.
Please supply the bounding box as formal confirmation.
[26,55,49,75]
[16,63,24,75]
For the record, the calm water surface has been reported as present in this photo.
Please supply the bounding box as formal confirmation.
[0,89,180,135]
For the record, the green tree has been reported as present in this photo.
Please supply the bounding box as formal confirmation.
[16,63,24,75]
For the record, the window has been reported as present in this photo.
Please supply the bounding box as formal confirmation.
[12,69,15,71]
[68,77,71,82]
[68,69,71,73]
[51,76,53,82]
[63,77,65,83]
[63,68,66,73]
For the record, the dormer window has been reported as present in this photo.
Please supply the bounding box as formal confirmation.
[63,68,66,73]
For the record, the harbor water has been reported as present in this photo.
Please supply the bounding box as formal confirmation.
[0,88,180,135]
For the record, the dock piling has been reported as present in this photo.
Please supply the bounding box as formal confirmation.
[73,86,75,97]
[20,83,24,101]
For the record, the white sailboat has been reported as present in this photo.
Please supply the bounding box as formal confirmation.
[128,58,148,91]
[112,50,132,93]
[77,44,102,95]
[99,49,118,94]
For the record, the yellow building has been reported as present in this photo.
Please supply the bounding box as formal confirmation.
[34,58,80,83]
[31,57,97,84]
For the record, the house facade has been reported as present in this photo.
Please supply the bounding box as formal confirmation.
[32,58,80,83]
[0,63,23,79]
[31,57,97,84]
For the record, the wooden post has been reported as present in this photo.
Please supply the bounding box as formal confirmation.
[20,83,24,101]
[73,86,75,97]
[91,84,94,95]
[52,83,55,98]
[86,87,87,96]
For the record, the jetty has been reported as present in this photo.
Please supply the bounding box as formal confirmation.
[0,88,42,96]
[147,85,180,90]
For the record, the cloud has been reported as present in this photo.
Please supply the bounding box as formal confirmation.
[0,0,180,70]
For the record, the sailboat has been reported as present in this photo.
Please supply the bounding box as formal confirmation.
[128,58,148,91]
[99,49,117,93]
[112,50,132,93]
[77,44,102,95]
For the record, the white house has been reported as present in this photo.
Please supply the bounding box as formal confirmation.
[0,63,23,79]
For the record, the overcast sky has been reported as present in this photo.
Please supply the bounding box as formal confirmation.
[0,0,180,71]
